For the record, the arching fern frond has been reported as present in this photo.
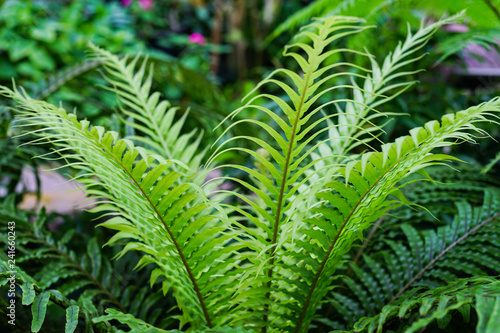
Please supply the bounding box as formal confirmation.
[348,276,500,333]
[88,43,206,179]
[317,13,462,167]
[327,189,500,330]
[289,98,500,331]
[209,16,377,330]
[1,86,240,330]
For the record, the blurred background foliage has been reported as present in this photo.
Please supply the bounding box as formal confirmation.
[1,0,500,331]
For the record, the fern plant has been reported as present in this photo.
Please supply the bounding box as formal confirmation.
[1,13,500,333]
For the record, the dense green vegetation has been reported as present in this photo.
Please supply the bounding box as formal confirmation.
[1,1,500,332]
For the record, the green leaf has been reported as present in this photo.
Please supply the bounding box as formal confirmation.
[476,292,500,333]
[21,282,36,305]
[31,291,51,333]
[65,304,79,333]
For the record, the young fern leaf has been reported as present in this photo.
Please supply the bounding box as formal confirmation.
[291,98,500,331]
[88,43,206,180]
[302,14,463,209]
[2,87,239,329]
[328,13,463,161]
[209,16,376,330]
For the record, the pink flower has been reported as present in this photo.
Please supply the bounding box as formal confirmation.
[138,0,152,10]
[188,33,206,45]
[121,0,153,10]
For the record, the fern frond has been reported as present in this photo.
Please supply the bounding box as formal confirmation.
[209,13,494,331]
[0,196,175,331]
[290,98,500,331]
[325,13,463,163]
[327,189,500,329]
[88,44,206,179]
[1,86,240,329]
[349,276,500,333]
[0,242,112,333]
[31,59,103,100]
[209,16,378,330]
[294,14,464,222]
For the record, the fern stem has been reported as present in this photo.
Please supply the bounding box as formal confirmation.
[34,60,102,100]
[262,52,314,332]
[389,211,500,304]
[295,149,408,332]
[27,230,128,314]
[351,215,386,267]
[295,185,372,332]
[99,140,213,328]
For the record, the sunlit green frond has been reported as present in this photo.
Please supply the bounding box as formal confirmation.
[327,189,500,329]
[294,14,463,225]
[1,86,240,329]
[88,43,206,179]
[286,98,500,331]
[209,16,377,330]
[323,13,463,165]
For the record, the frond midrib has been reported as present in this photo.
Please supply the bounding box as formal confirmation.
[294,152,387,332]
[107,55,176,165]
[389,211,500,304]
[88,127,213,328]
[26,229,127,313]
[263,37,317,331]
